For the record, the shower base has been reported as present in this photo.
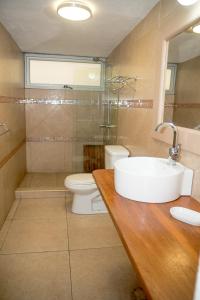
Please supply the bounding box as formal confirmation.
[15,173,70,199]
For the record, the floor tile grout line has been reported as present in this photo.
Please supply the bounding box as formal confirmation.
[65,195,74,300]
[68,249,74,300]
[0,249,70,256]
[0,244,123,256]
[0,245,123,256]
[68,245,123,252]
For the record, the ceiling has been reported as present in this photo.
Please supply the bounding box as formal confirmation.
[0,0,159,57]
[168,31,200,63]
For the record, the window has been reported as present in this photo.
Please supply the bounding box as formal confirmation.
[25,54,105,91]
[165,63,177,95]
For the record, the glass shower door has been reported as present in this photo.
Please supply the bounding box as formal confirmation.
[71,88,119,173]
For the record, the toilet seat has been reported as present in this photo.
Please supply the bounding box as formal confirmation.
[64,173,97,190]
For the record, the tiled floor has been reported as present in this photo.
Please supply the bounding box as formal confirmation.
[0,175,138,300]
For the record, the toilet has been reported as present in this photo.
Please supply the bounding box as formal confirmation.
[64,145,129,214]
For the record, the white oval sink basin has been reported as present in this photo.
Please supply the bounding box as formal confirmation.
[114,157,193,203]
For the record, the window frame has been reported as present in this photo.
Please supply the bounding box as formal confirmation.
[165,63,177,95]
[25,53,105,91]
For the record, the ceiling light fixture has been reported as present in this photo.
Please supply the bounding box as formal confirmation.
[57,1,92,21]
[193,24,200,33]
[177,0,198,6]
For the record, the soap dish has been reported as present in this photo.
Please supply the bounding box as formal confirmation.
[170,206,200,226]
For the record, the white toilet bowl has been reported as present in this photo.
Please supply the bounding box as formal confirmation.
[64,173,107,214]
[64,145,129,214]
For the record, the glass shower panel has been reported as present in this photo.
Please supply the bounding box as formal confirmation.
[71,90,105,173]
[102,83,119,145]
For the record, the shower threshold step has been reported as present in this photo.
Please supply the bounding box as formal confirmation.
[15,187,69,199]
[15,173,70,199]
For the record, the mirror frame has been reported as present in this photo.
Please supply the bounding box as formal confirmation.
[153,16,200,156]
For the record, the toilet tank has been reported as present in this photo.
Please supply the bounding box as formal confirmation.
[105,145,129,169]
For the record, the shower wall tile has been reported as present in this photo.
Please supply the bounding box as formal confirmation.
[0,22,26,229]
[25,89,104,173]
[26,104,75,139]
[25,88,101,102]
[27,142,72,173]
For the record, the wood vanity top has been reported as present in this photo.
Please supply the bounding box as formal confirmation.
[93,169,200,300]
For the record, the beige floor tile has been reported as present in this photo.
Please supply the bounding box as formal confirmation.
[68,211,122,250]
[31,173,57,188]
[70,247,138,300]
[0,220,11,249]
[19,174,33,188]
[56,173,69,188]
[0,251,72,300]
[1,219,68,253]
[14,197,67,220]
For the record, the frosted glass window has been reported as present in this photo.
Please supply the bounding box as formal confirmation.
[25,54,104,90]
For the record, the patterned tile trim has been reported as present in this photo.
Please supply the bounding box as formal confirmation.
[165,103,200,108]
[26,137,105,143]
[0,95,153,108]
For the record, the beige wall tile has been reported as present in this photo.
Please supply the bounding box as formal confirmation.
[27,142,66,173]
[108,0,200,200]
[0,145,26,227]
[0,22,26,229]
[0,23,24,97]
[26,104,75,139]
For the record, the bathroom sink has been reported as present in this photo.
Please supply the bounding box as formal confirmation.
[114,157,193,203]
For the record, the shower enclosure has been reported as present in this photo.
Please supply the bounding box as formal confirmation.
[25,84,119,174]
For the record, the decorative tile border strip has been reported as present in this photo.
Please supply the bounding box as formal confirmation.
[26,136,105,143]
[0,95,153,108]
[18,99,81,105]
[116,99,153,108]
[0,96,22,103]
[17,98,153,108]
[165,103,200,108]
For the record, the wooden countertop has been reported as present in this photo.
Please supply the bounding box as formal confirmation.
[93,169,200,300]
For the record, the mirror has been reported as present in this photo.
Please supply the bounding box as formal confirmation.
[163,22,200,131]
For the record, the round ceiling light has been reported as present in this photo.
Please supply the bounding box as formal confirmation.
[193,24,200,33]
[57,1,92,21]
[177,0,198,5]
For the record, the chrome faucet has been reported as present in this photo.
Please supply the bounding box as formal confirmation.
[155,122,180,164]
